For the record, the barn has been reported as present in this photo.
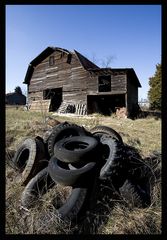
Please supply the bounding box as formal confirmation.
[6,92,26,105]
[23,46,141,117]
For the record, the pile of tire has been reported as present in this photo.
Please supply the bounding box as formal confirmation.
[11,121,151,223]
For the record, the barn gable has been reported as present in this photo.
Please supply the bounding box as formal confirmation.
[23,47,70,85]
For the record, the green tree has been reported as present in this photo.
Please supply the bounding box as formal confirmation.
[14,86,22,95]
[148,63,161,110]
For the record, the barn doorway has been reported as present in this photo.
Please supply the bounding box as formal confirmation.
[43,88,62,112]
[87,94,125,116]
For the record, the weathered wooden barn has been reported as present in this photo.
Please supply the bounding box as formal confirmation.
[6,92,26,105]
[23,46,141,117]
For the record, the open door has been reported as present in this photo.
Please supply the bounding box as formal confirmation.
[43,88,62,112]
[87,94,125,116]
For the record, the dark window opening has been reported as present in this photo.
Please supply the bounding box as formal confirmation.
[43,88,62,112]
[49,56,55,66]
[67,54,72,64]
[98,75,111,92]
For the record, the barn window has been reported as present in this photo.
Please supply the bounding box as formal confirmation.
[98,75,111,92]
[49,56,55,66]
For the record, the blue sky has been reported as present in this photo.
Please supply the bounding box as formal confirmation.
[6,4,161,100]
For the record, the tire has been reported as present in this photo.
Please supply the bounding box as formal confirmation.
[43,122,69,144]
[48,155,96,186]
[90,125,123,144]
[12,137,47,185]
[21,167,98,222]
[57,188,88,221]
[54,164,99,222]
[21,167,56,208]
[53,136,99,163]
[47,122,88,157]
[97,135,128,188]
[119,179,151,208]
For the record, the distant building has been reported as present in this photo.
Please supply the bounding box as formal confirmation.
[6,92,26,105]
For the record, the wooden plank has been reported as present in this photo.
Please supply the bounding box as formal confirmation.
[29,100,51,112]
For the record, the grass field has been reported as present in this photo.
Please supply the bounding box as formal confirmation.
[5,108,161,234]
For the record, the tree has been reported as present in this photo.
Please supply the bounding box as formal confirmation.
[14,86,23,95]
[90,53,115,68]
[100,55,115,68]
[148,63,161,110]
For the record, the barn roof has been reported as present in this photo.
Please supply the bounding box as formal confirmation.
[73,50,100,70]
[30,47,71,66]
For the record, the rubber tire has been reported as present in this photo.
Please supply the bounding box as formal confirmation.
[47,122,88,157]
[53,136,99,163]
[48,156,96,186]
[21,167,55,208]
[21,167,97,222]
[43,122,69,144]
[90,125,123,144]
[119,179,151,208]
[12,137,47,185]
[97,135,128,188]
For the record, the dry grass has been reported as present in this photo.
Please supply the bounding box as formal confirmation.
[102,204,161,234]
[5,108,161,234]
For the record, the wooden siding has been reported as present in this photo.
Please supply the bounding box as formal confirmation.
[29,100,51,112]
[28,50,90,104]
[28,50,128,102]
[28,52,92,104]
[29,51,71,92]
[28,91,43,103]
[63,66,89,102]
[87,72,127,95]
[112,73,127,91]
